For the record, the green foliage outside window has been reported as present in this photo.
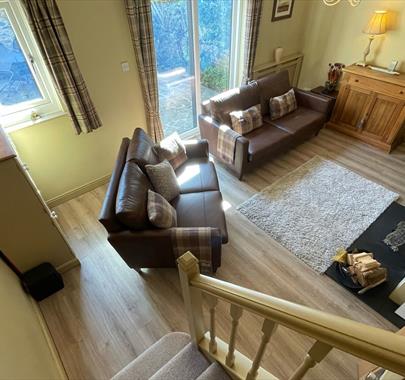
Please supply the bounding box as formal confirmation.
[201,56,230,92]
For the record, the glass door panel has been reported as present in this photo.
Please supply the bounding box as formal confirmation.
[198,0,233,101]
[151,0,196,136]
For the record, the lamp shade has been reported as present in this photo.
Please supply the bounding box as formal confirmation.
[363,11,387,35]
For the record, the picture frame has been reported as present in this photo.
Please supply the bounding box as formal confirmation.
[271,0,295,22]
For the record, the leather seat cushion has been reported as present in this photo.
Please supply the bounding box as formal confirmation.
[176,158,219,194]
[172,191,228,243]
[267,107,326,137]
[116,161,153,230]
[126,128,160,172]
[245,123,292,161]
[210,81,260,126]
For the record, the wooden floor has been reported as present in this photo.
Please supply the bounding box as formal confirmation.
[40,129,405,380]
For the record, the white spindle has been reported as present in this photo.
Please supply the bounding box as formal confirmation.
[177,252,206,344]
[205,294,218,353]
[288,341,332,380]
[246,319,277,380]
[226,304,243,367]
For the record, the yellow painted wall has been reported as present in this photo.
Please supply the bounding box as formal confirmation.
[0,261,65,379]
[300,0,405,89]
[9,0,146,202]
[255,0,310,67]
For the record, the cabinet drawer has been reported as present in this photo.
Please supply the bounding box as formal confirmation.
[348,75,405,101]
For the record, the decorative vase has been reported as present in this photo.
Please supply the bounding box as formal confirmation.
[274,47,283,64]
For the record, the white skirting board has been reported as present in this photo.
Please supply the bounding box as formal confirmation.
[46,174,111,208]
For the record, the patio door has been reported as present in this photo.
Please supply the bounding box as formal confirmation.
[151,0,243,136]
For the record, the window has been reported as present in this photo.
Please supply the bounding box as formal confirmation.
[151,0,245,136]
[0,0,63,130]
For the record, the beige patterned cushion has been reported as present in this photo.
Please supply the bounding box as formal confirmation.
[145,160,180,202]
[229,104,263,135]
[154,132,188,170]
[269,88,297,120]
[147,190,177,228]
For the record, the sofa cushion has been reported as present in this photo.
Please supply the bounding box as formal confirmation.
[147,190,177,228]
[230,104,263,135]
[269,88,297,120]
[176,158,219,194]
[245,123,293,161]
[127,128,160,172]
[266,107,326,137]
[146,160,180,202]
[153,132,188,170]
[172,191,228,243]
[116,161,152,230]
[210,81,260,126]
[257,70,291,116]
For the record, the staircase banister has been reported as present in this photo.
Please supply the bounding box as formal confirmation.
[190,273,405,376]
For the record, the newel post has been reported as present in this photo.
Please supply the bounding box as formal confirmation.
[177,251,206,344]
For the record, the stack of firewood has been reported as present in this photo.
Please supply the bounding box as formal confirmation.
[346,252,387,288]
[333,249,388,293]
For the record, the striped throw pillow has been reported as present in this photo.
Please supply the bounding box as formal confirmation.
[154,132,188,170]
[230,104,263,135]
[147,190,177,228]
[269,88,297,120]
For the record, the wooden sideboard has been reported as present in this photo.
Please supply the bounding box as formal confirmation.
[327,65,405,152]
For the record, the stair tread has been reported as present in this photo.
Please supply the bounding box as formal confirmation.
[149,342,210,380]
[111,332,190,380]
[196,362,232,380]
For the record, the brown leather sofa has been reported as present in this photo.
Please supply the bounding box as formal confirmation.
[99,128,228,272]
[199,71,334,179]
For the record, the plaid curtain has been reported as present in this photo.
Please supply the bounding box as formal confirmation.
[21,0,102,134]
[242,0,263,84]
[125,0,164,143]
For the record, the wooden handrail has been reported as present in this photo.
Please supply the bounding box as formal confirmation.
[190,273,405,376]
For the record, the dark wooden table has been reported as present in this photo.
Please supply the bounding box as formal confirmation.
[311,86,338,100]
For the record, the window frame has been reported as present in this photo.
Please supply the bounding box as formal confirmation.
[0,0,64,131]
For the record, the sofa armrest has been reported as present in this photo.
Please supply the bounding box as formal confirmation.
[184,139,209,159]
[294,88,334,116]
[198,114,249,179]
[107,227,222,271]
[99,137,130,233]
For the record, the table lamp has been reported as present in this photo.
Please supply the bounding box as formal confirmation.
[358,10,387,67]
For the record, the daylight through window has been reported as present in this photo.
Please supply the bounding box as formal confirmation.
[0,0,63,129]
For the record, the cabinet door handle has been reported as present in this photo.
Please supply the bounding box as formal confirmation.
[50,211,58,219]
[357,117,366,129]
[354,79,359,82]
[400,90,404,95]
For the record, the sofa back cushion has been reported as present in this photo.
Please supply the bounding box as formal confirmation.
[126,128,160,172]
[210,81,260,126]
[116,161,153,230]
[257,70,291,116]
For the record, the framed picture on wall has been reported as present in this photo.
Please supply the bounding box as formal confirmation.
[271,0,295,21]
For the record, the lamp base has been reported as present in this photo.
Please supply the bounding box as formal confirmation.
[356,61,367,67]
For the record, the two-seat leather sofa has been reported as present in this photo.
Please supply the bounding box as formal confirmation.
[99,128,228,272]
[199,70,334,179]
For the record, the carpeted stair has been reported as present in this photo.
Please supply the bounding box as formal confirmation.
[111,332,231,380]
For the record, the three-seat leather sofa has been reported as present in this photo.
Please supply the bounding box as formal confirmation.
[199,70,334,179]
[99,128,228,272]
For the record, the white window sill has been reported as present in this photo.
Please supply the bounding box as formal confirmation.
[3,110,67,133]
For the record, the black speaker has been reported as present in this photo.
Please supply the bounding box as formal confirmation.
[21,262,64,301]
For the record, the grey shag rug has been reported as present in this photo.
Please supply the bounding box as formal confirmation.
[237,156,399,273]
